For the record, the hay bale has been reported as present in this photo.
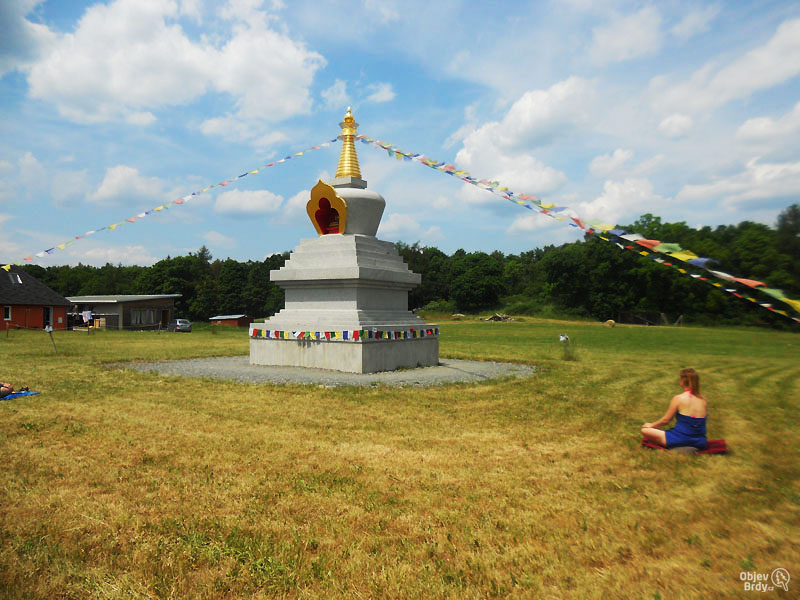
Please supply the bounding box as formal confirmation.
[604,319,616,328]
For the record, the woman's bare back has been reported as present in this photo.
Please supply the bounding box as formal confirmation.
[675,390,707,418]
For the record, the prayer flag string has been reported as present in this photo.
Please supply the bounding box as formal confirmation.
[2,138,339,271]
[359,134,800,323]
[249,325,439,341]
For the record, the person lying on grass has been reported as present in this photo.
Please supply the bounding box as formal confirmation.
[0,381,14,398]
[641,368,708,449]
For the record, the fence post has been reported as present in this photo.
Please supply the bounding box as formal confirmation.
[46,325,57,353]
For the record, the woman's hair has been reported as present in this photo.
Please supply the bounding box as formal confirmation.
[680,368,701,396]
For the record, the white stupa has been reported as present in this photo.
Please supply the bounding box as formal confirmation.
[249,108,439,373]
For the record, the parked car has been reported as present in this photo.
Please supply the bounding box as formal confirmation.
[167,318,192,332]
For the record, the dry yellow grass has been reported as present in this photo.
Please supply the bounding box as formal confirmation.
[1,321,798,598]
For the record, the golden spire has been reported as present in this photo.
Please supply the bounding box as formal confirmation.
[335,107,362,179]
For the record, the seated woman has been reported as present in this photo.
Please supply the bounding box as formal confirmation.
[641,368,708,449]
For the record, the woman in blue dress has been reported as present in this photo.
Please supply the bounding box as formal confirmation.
[641,368,708,449]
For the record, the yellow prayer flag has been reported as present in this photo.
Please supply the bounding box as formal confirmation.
[784,298,800,313]
[1,264,10,271]
[250,169,259,174]
[668,250,698,262]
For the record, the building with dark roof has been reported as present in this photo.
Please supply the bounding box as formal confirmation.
[66,294,182,330]
[1,266,71,330]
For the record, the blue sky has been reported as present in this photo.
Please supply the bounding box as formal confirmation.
[1,0,799,266]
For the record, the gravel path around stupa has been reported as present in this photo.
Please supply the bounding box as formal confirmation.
[118,356,534,387]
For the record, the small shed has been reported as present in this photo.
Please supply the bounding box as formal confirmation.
[210,314,253,327]
[1,266,71,330]
[67,294,181,330]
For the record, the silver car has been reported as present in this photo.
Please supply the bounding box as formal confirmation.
[168,318,192,332]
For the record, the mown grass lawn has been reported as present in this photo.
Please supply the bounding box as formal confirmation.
[1,320,798,598]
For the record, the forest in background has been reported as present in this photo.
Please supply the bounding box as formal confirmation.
[19,206,800,328]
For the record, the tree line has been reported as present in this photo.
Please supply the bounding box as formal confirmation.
[21,205,800,328]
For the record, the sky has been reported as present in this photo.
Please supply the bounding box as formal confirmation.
[1,0,800,267]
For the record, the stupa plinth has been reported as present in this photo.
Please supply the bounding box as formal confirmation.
[249,108,439,373]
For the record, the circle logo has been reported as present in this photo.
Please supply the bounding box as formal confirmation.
[771,568,790,592]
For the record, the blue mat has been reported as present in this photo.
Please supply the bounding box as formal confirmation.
[1,391,40,400]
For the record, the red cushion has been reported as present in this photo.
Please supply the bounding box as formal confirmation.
[641,438,728,454]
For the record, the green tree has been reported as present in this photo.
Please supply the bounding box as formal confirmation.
[449,251,504,312]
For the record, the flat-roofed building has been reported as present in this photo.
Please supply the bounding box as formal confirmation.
[67,294,182,330]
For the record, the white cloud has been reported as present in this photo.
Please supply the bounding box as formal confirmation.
[444,77,593,207]
[455,132,567,204]
[211,18,324,122]
[0,213,11,225]
[494,77,594,148]
[25,0,324,127]
[589,148,634,177]
[321,79,349,109]
[202,230,236,249]
[51,169,91,207]
[670,5,720,41]
[590,7,662,65]
[199,115,287,148]
[632,154,666,176]
[658,113,693,138]
[577,178,665,225]
[363,0,398,23]
[283,189,310,217]
[432,195,452,210]
[377,213,442,243]
[736,102,800,144]
[0,0,55,76]
[365,82,396,103]
[676,157,800,208]
[79,244,161,266]
[651,18,800,115]
[507,213,558,234]
[214,188,283,216]
[444,104,479,148]
[125,111,157,126]
[19,151,46,189]
[89,165,165,206]
[178,0,204,22]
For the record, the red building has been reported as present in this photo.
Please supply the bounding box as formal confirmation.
[1,266,70,330]
[209,314,253,327]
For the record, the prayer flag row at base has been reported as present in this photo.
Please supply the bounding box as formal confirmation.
[249,327,440,341]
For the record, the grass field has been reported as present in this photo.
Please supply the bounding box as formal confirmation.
[1,319,798,598]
